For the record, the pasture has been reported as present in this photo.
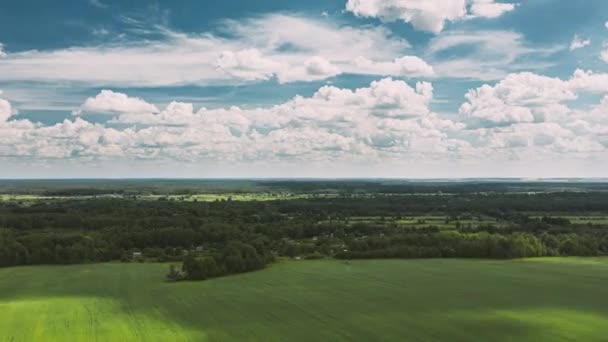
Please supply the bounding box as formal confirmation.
[1,258,607,341]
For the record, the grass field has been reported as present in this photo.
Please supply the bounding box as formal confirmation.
[0,194,56,202]
[1,258,608,341]
[158,193,317,202]
[321,215,503,229]
[0,192,328,203]
[528,214,608,225]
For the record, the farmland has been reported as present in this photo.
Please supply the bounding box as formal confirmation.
[1,179,608,340]
[1,180,608,269]
[1,258,607,341]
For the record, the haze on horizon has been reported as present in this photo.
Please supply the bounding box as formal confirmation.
[1,0,607,178]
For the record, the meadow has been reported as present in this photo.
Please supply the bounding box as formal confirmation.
[1,258,608,341]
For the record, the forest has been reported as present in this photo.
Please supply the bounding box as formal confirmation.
[1,180,607,280]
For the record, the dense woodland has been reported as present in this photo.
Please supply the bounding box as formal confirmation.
[1,180,608,280]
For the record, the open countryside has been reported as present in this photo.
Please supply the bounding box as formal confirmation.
[1,258,608,341]
[2,0,608,339]
[1,180,608,340]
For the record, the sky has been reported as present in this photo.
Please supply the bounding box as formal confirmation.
[0,0,607,178]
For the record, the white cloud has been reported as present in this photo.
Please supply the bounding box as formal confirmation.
[481,123,579,151]
[0,42,224,86]
[0,13,544,87]
[601,48,608,64]
[0,78,448,163]
[427,31,563,80]
[345,0,516,33]
[453,69,608,165]
[460,72,575,127]
[276,56,341,83]
[569,69,608,93]
[0,14,413,86]
[111,101,199,126]
[216,49,281,81]
[223,14,409,61]
[2,70,607,172]
[345,0,467,33]
[491,72,576,106]
[588,96,608,125]
[74,90,159,115]
[216,51,341,83]
[469,0,516,19]
[304,57,340,77]
[112,77,435,127]
[459,84,535,127]
[0,91,12,122]
[569,35,591,51]
[216,50,432,82]
[353,56,435,77]
[0,43,6,58]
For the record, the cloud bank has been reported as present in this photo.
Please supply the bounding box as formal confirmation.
[345,0,516,33]
[1,70,607,170]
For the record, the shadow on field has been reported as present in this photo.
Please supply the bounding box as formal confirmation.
[0,259,607,341]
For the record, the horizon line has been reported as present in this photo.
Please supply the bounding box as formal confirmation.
[1,177,608,182]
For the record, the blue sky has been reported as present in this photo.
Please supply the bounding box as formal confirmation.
[0,0,607,178]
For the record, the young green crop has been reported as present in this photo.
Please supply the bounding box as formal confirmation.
[0,258,607,341]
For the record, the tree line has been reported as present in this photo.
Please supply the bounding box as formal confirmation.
[0,192,607,280]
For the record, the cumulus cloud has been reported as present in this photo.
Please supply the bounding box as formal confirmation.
[460,72,575,127]
[469,0,516,19]
[460,84,535,127]
[345,0,467,33]
[353,56,434,77]
[111,101,199,126]
[216,50,431,82]
[601,45,608,64]
[112,77,434,127]
[569,35,591,51]
[74,90,159,115]
[481,122,579,151]
[1,78,455,164]
[276,56,341,83]
[454,68,608,163]
[0,43,6,58]
[569,69,608,93]
[304,57,339,76]
[345,0,516,33]
[216,49,342,83]
[1,71,607,170]
[0,91,12,122]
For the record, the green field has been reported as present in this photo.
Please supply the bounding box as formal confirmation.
[527,214,608,225]
[0,192,327,203]
[1,259,608,341]
[155,193,316,202]
[321,215,503,229]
